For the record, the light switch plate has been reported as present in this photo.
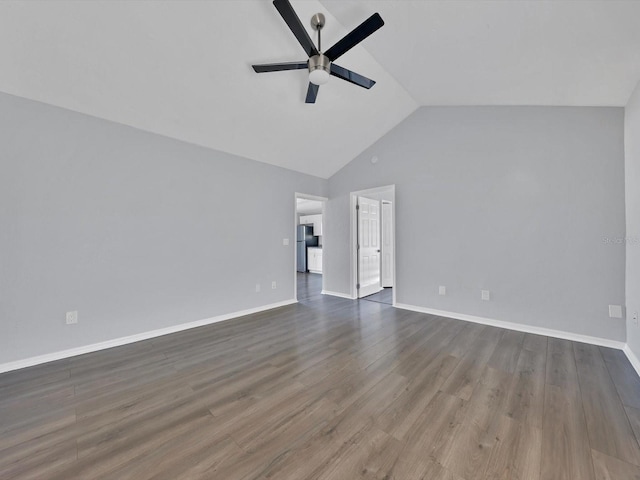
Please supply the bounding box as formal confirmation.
[283,238,289,246]
[439,286,446,295]
[481,290,490,301]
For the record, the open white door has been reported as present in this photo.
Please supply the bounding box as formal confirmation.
[381,201,394,288]
[357,196,382,298]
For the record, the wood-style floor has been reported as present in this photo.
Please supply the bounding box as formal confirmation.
[2,273,640,479]
[362,287,393,305]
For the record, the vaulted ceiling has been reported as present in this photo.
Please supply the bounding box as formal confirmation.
[1,1,640,179]
[323,0,640,107]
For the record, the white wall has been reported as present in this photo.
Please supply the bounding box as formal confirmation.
[325,107,626,342]
[0,93,326,365]
[626,81,640,358]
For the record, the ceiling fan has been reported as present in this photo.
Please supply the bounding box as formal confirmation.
[252,0,384,104]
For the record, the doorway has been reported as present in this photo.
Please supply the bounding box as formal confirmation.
[350,185,395,305]
[294,193,327,302]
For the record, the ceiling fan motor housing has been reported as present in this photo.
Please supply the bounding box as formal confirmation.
[308,54,331,85]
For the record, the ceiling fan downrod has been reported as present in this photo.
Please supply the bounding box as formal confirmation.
[309,13,330,85]
[311,13,325,51]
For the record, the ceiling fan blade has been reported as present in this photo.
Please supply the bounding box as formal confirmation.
[252,62,308,73]
[305,83,319,103]
[330,64,376,89]
[324,13,384,62]
[273,0,319,58]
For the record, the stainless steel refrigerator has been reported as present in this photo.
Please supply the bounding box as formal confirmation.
[297,224,319,273]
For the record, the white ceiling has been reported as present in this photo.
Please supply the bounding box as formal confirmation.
[297,198,323,215]
[321,0,640,106]
[1,1,640,179]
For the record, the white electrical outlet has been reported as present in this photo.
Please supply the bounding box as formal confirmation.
[609,305,623,319]
[481,290,490,301]
[272,281,277,290]
[633,312,639,326]
[439,286,446,296]
[255,284,261,293]
[66,311,78,325]
[283,238,289,246]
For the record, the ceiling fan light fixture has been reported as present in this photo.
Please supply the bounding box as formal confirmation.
[308,54,331,85]
[309,68,330,85]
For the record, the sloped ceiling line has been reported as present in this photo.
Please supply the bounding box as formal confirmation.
[2,1,640,178]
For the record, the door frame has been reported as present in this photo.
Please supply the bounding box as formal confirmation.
[294,192,328,302]
[350,185,396,305]
[381,200,394,288]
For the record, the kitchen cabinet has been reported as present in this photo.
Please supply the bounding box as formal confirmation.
[307,247,323,274]
[300,214,323,236]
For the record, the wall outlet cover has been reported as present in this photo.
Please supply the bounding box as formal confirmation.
[439,286,446,295]
[481,290,490,301]
[283,238,289,246]
[66,311,78,324]
[255,284,261,293]
[609,305,623,319]
[272,281,277,289]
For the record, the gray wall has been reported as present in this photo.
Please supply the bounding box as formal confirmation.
[0,93,326,364]
[325,107,626,341]
[626,82,640,356]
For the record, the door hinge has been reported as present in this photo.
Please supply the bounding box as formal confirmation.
[356,204,360,210]
[357,283,360,289]
[357,244,360,250]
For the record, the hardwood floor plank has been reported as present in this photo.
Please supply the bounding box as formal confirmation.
[482,415,541,480]
[146,436,242,480]
[393,390,468,476]
[313,427,400,480]
[440,326,504,400]
[0,412,77,468]
[600,346,640,409]
[545,337,579,391]
[522,333,548,353]
[503,343,547,429]
[0,439,77,480]
[591,449,640,480]
[487,330,526,374]
[51,413,216,480]
[626,406,640,449]
[441,366,512,479]
[376,352,459,440]
[98,425,237,480]
[541,384,595,480]
[574,342,640,466]
[446,323,488,358]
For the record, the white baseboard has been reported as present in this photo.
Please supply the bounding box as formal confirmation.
[321,290,355,300]
[4,298,637,377]
[395,303,626,350]
[0,299,297,374]
[623,344,640,378]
